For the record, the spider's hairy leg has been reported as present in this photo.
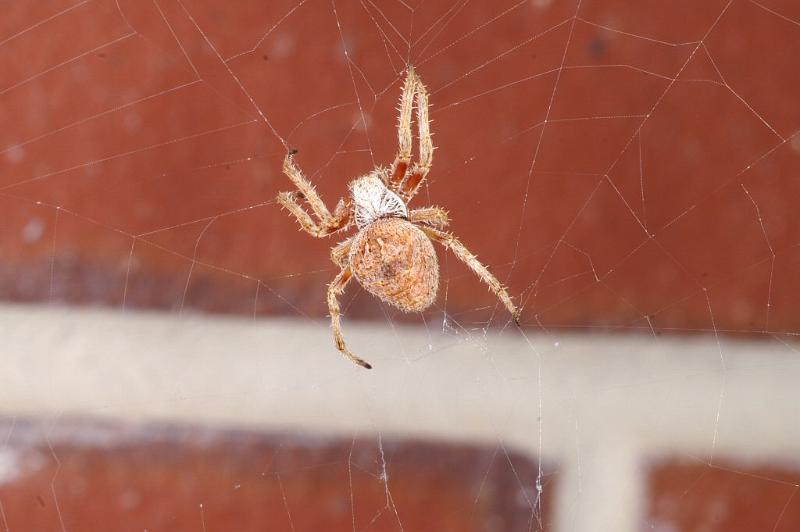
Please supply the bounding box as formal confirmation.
[277,191,320,235]
[409,206,449,228]
[327,268,372,369]
[277,152,351,237]
[388,67,416,190]
[277,191,351,237]
[282,152,333,221]
[330,197,351,229]
[401,74,434,202]
[330,236,353,268]
[422,227,520,324]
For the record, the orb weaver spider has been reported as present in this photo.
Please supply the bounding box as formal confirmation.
[277,68,519,368]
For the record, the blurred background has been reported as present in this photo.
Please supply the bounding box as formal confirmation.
[0,0,799,530]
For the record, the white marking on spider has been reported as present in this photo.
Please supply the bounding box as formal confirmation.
[350,174,409,229]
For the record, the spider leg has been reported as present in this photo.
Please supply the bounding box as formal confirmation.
[387,68,417,191]
[409,206,449,228]
[282,152,333,221]
[330,236,353,268]
[327,267,372,369]
[277,191,350,237]
[400,74,433,202]
[277,152,351,237]
[422,226,520,323]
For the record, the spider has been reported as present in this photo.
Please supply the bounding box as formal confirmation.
[277,67,519,369]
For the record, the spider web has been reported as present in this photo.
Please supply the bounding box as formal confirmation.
[0,0,799,530]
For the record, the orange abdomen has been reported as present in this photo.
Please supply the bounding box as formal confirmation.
[349,218,439,313]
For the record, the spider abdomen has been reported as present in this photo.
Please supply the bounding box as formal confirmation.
[349,217,439,313]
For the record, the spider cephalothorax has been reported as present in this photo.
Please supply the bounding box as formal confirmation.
[277,67,519,369]
[349,174,408,229]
